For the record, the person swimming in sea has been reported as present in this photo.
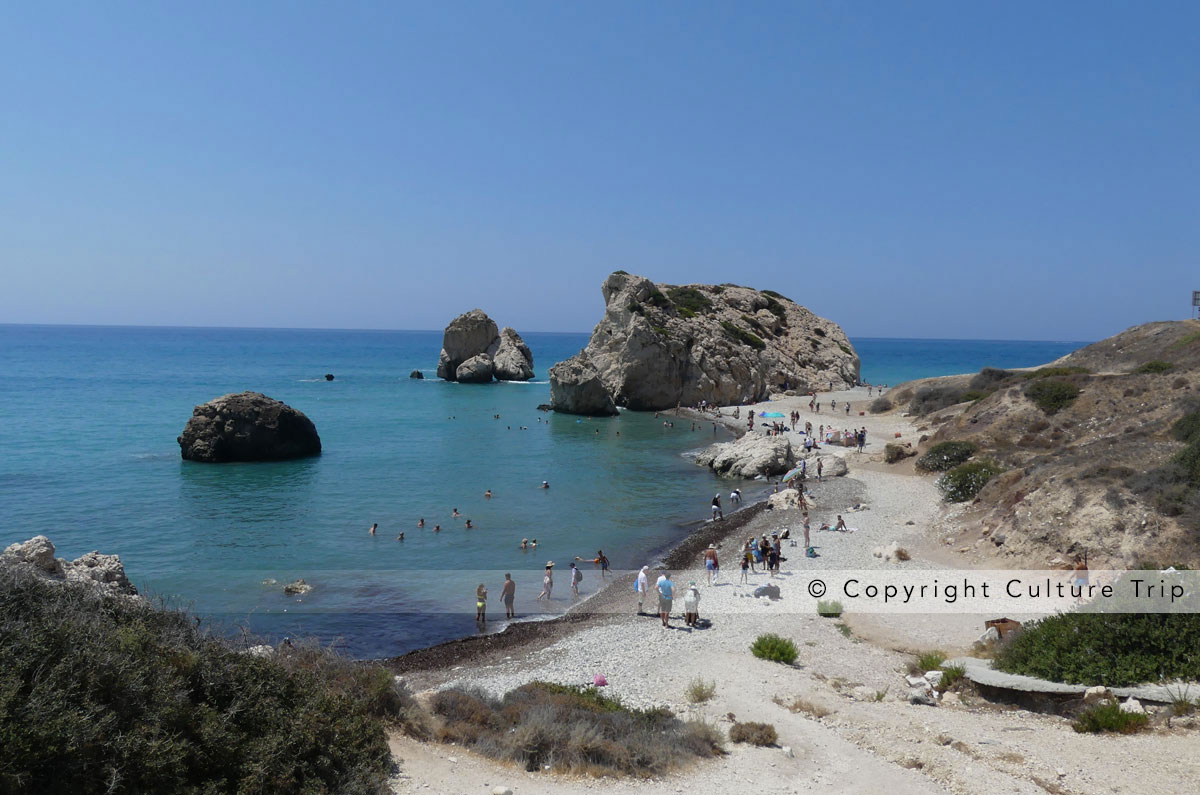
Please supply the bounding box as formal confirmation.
[417,518,425,528]
[369,523,377,535]
[530,538,537,548]
[434,524,442,532]
[541,481,549,489]
[396,532,404,541]
[452,508,461,518]
[465,519,473,529]
[521,538,529,550]
[484,489,493,499]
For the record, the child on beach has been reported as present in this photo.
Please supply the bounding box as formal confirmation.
[740,553,749,583]
[570,562,583,597]
[683,582,700,627]
[475,583,487,623]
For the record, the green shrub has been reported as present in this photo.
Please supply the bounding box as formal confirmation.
[1072,702,1149,734]
[868,396,893,414]
[1137,360,1175,374]
[762,296,788,324]
[728,722,777,746]
[909,385,967,415]
[909,651,946,674]
[816,600,843,618]
[685,678,716,703]
[937,664,966,692]
[761,289,791,302]
[430,682,722,775]
[970,367,1014,390]
[812,327,826,337]
[838,344,853,356]
[666,286,713,315]
[1025,379,1081,414]
[750,633,798,665]
[677,307,696,319]
[937,460,1003,502]
[720,321,766,350]
[993,612,1200,687]
[1022,366,1089,380]
[0,567,413,795]
[916,441,978,472]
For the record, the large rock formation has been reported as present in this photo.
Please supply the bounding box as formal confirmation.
[2,535,138,596]
[695,434,795,478]
[548,355,618,416]
[550,272,859,414]
[493,327,535,381]
[435,310,534,382]
[178,392,321,463]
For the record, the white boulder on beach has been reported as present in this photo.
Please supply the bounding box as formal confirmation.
[694,433,795,478]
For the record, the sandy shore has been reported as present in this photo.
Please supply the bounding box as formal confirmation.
[388,387,1200,795]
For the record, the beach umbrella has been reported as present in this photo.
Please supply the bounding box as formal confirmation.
[781,466,804,481]
[761,411,785,418]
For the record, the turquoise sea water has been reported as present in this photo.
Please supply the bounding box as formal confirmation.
[0,326,1085,657]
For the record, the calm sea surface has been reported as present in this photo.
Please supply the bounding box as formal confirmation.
[0,326,1084,657]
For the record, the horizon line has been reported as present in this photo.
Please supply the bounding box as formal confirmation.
[0,322,1095,345]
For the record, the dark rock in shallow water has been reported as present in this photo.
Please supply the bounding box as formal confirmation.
[178,391,321,463]
[324,373,334,381]
[409,370,425,379]
[536,403,553,412]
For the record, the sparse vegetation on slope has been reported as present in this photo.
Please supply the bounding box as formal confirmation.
[916,441,978,472]
[0,567,416,795]
[429,682,723,775]
[1025,379,1081,415]
[937,460,1003,502]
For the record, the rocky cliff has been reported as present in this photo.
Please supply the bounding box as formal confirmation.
[178,392,321,463]
[435,309,534,382]
[550,272,859,414]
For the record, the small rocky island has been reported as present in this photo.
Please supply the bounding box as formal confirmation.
[177,391,322,462]
[550,272,860,414]
[436,309,534,383]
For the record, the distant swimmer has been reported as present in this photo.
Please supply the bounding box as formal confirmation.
[452,508,461,517]
[484,490,493,499]
[521,538,529,550]
[434,524,442,532]
[530,538,538,548]
[396,532,404,541]
[541,481,550,489]
[417,518,425,528]
[369,523,377,536]
[465,519,473,529]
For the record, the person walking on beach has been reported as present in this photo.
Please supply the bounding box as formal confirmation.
[703,544,719,585]
[817,458,824,481]
[570,562,583,597]
[683,582,701,627]
[475,583,488,623]
[657,571,675,627]
[636,565,650,614]
[803,512,811,548]
[537,562,554,600]
[501,573,516,618]
[859,427,867,451]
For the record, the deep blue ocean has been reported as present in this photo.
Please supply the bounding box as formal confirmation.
[0,326,1085,657]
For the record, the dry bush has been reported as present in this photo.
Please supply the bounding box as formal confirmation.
[779,696,832,718]
[728,721,777,746]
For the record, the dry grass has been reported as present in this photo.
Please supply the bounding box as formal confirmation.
[429,682,724,776]
[774,695,832,718]
[685,678,716,704]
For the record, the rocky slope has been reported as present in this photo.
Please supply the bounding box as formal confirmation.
[550,272,859,414]
[178,392,321,462]
[875,320,1200,566]
[435,310,534,382]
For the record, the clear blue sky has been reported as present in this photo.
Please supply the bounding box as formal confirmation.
[3,2,1196,340]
